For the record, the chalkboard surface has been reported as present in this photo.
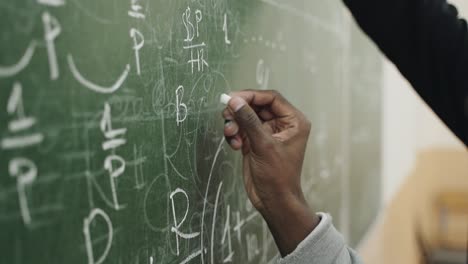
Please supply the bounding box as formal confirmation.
[0,0,382,263]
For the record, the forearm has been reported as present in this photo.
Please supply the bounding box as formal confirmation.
[261,194,320,256]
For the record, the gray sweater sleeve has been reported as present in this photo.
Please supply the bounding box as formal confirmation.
[277,213,363,264]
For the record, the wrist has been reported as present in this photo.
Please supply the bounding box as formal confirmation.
[260,192,320,256]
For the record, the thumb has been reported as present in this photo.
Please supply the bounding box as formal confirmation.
[228,96,268,144]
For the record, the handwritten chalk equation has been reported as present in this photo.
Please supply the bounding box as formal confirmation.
[1,83,44,228]
[0,0,294,263]
[182,6,209,74]
[129,0,146,75]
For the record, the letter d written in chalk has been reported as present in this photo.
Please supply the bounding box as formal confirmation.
[83,208,113,264]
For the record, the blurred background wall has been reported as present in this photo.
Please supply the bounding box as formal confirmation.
[380,0,468,207]
[358,1,468,263]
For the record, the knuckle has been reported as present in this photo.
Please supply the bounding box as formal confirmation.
[297,116,312,135]
[269,89,281,97]
[268,90,291,106]
[304,118,312,131]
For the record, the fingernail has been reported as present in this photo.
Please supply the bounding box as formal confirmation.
[224,113,234,121]
[229,97,246,112]
[230,138,239,146]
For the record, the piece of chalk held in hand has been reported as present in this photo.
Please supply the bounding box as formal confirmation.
[220,93,232,105]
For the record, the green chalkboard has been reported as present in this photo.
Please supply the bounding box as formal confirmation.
[0,0,382,263]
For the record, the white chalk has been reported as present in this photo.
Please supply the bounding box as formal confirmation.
[220,93,231,105]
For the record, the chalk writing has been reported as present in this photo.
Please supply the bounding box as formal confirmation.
[175,85,188,125]
[129,144,146,190]
[211,182,223,264]
[2,83,44,227]
[37,0,65,6]
[0,1,382,263]
[242,34,287,52]
[221,205,234,263]
[83,208,114,264]
[1,83,44,150]
[129,0,145,76]
[101,103,127,210]
[223,13,231,45]
[9,158,37,226]
[67,55,131,94]
[182,6,208,73]
[256,59,270,90]
[130,28,144,75]
[200,138,225,264]
[128,0,145,19]
[42,12,61,80]
[0,42,36,78]
[246,234,260,261]
[170,188,202,263]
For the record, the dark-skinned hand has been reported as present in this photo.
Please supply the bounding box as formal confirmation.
[222,90,320,256]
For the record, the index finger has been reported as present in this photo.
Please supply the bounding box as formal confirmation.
[230,90,297,117]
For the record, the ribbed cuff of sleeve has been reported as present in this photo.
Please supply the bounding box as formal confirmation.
[277,213,357,264]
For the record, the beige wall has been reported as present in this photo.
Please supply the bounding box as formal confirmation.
[452,0,468,17]
[361,149,468,263]
[381,62,465,205]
